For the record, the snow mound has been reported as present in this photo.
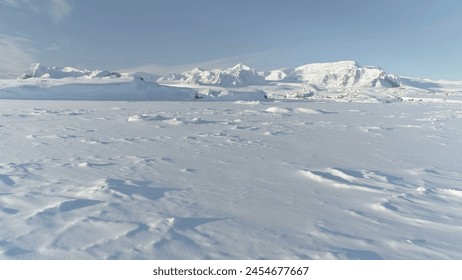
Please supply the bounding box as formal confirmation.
[196,88,267,101]
[266,107,291,113]
[159,63,267,87]
[127,114,168,122]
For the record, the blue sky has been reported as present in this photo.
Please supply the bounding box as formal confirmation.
[1,0,461,79]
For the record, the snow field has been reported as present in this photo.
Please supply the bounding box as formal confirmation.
[0,100,461,259]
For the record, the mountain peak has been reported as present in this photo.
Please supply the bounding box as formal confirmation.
[228,63,252,71]
[20,63,50,79]
[295,60,360,71]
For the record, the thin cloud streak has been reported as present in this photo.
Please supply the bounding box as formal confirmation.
[0,34,35,78]
[48,0,72,23]
[0,0,72,23]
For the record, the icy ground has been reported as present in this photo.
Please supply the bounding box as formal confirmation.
[1,100,461,259]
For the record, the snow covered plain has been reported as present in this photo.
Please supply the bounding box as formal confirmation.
[1,99,461,259]
[1,61,462,259]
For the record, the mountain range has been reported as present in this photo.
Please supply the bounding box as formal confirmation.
[1,61,460,102]
[157,60,402,88]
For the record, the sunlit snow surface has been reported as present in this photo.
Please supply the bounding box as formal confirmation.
[1,100,461,259]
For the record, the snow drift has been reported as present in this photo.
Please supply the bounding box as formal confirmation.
[195,88,267,101]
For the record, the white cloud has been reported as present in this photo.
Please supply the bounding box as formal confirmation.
[0,34,35,78]
[47,42,60,51]
[47,0,72,23]
[0,0,73,23]
[0,0,17,7]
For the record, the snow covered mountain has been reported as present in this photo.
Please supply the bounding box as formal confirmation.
[0,64,268,101]
[20,63,123,79]
[264,69,291,82]
[158,63,267,87]
[1,61,461,102]
[160,61,401,88]
[265,61,401,88]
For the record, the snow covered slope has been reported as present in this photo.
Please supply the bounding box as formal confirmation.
[0,75,197,101]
